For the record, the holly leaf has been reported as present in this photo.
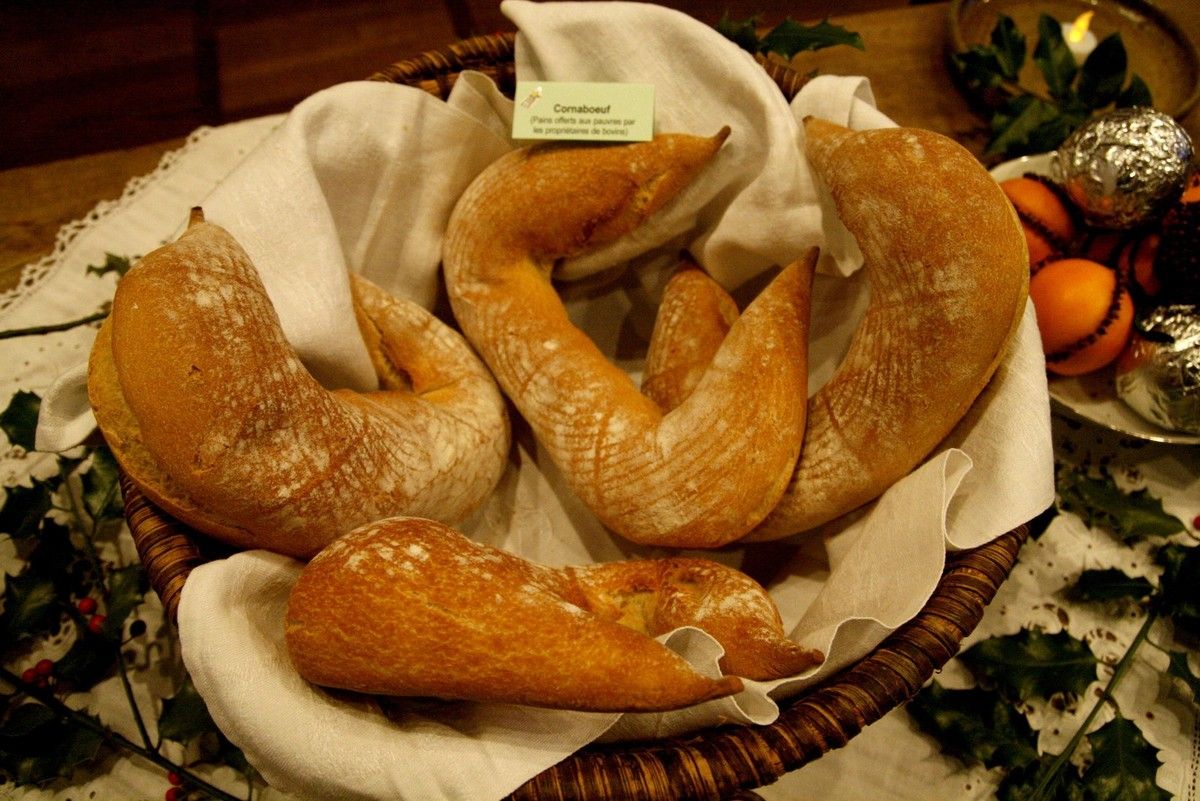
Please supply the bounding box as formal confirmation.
[1068,568,1154,603]
[715,12,761,53]
[0,702,105,786]
[908,682,1038,770]
[1155,543,1200,638]
[1165,650,1200,700]
[53,635,117,690]
[960,628,1098,701]
[1077,33,1128,109]
[1057,467,1186,542]
[0,391,41,452]
[1033,14,1078,100]
[1117,74,1153,108]
[1080,715,1169,801]
[1027,503,1059,541]
[84,253,133,279]
[0,570,62,642]
[100,564,147,639]
[998,753,1086,801]
[0,478,55,542]
[26,519,82,596]
[81,446,123,522]
[158,677,219,745]
[758,18,864,58]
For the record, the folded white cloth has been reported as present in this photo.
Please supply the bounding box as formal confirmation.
[34,2,1055,799]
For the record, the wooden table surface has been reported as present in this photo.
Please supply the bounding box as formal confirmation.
[2,1,1198,296]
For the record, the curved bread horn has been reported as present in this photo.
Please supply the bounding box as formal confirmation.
[747,120,1029,540]
[443,133,814,549]
[285,516,821,711]
[88,210,510,559]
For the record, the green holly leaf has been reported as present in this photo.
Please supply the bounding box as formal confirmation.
[960,628,1098,701]
[0,571,62,642]
[758,18,864,58]
[84,253,134,279]
[1117,74,1153,108]
[1155,544,1200,638]
[158,677,219,745]
[53,635,118,690]
[990,14,1026,80]
[100,564,147,639]
[1165,650,1200,700]
[1080,715,1169,801]
[1077,33,1128,109]
[1033,14,1078,100]
[0,479,54,541]
[998,753,1086,801]
[0,391,41,452]
[81,446,123,522]
[1068,568,1154,603]
[908,682,1038,770]
[0,703,105,786]
[1057,467,1186,542]
[715,12,761,53]
[26,519,82,596]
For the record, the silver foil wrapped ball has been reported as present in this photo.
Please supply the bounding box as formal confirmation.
[1115,305,1200,434]
[1052,108,1194,229]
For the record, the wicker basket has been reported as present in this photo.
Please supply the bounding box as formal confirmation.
[123,31,1031,801]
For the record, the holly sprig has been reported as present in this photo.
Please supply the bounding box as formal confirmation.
[716,13,863,60]
[952,13,1153,159]
[909,462,1197,800]
[1,258,260,797]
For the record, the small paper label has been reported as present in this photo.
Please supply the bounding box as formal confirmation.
[512,81,654,142]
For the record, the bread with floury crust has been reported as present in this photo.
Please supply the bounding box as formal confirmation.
[87,209,510,559]
[442,131,815,549]
[745,119,1029,540]
[284,516,822,711]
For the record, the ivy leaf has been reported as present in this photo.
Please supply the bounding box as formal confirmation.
[0,479,54,541]
[1080,715,1169,801]
[1155,543,1200,638]
[81,446,123,522]
[1077,34,1128,109]
[960,628,1098,701]
[990,14,1026,80]
[908,682,1038,770]
[1165,650,1200,700]
[998,752,1085,801]
[1033,14,1078,100]
[1117,74,1153,108]
[85,253,134,279]
[0,571,62,642]
[1057,467,1186,542]
[158,677,219,745]
[100,564,147,639]
[0,391,41,452]
[0,703,105,786]
[1068,568,1154,603]
[715,12,761,53]
[758,18,864,58]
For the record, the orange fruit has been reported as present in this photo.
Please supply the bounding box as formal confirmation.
[1000,177,1076,269]
[1028,258,1134,376]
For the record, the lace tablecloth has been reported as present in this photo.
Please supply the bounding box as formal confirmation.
[2,118,1198,801]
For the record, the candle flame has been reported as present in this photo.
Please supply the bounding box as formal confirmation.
[1068,11,1094,43]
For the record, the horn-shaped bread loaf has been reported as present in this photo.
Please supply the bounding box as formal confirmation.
[746,119,1029,540]
[442,132,815,549]
[87,210,510,559]
[284,516,822,711]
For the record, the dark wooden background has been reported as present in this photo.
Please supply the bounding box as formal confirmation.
[0,0,905,170]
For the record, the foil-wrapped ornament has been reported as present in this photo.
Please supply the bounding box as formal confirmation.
[1115,305,1200,434]
[1052,108,1194,229]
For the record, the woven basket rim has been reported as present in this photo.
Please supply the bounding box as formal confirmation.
[120,32,1032,801]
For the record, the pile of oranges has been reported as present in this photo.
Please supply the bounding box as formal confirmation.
[1001,170,1199,376]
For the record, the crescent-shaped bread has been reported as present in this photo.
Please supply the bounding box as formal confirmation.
[87,209,510,559]
[443,132,814,549]
[284,516,822,711]
[746,119,1029,540]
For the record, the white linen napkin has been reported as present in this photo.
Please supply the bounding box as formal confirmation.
[34,1,1055,799]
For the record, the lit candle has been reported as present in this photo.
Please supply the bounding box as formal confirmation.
[1062,11,1098,64]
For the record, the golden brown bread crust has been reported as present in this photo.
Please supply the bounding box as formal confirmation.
[745,119,1030,540]
[443,133,814,548]
[284,517,820,711]
[88,212,510,558]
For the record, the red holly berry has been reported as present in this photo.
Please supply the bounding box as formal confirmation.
[167,770,183,786]
[87,614,107,634]
[21,668,37,683]
[1192,514,1200,530]
[77,596,98,615]
[165,786,185,801]
[33,658,54,676]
